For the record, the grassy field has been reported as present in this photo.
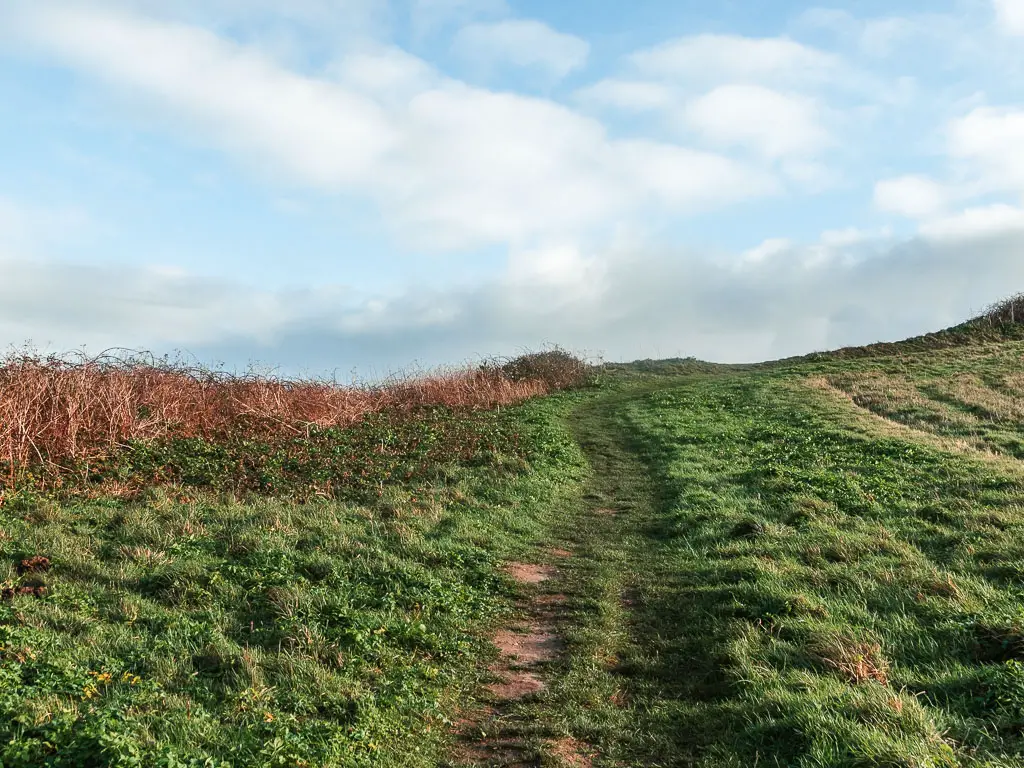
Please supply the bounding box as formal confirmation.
[0,398,593,766]
[513,331,1024,767]
[7,319,1024,765]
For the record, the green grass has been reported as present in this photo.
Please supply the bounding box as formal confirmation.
[0,400,587,766]
[10,325,1024,766]
[523,337,1024,767]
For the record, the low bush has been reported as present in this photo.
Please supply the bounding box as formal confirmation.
[496,347,593,391]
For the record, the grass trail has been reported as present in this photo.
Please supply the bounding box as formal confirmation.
[504,381,732,767]
[562,384,734,766]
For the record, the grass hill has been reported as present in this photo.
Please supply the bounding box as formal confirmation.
[4,301,1024,766]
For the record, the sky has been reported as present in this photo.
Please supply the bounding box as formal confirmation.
[1,0,1024,376]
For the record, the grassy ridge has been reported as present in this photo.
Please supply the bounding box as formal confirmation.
[0,398,587,766]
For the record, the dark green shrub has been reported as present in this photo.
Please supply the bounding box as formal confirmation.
[497,347,592,391]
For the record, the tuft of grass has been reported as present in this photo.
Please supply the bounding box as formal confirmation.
[811,632,890,686]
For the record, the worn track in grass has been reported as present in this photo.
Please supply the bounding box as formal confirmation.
[465,347,1024,766]
[454,381,713,766]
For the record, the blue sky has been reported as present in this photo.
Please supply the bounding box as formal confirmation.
[1,0,1024,375]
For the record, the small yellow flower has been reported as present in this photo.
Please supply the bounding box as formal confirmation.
[263,711,274,722]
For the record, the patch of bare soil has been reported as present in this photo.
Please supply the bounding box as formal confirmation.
[594,507,618,516]
[455,736,531,766]
[486,669,546,701]
[453,560,596,766]
[491,627,563,666]
[503,562,556,585]
[486,564,562,705]
[17,555,51,575]
[547,736,595,767]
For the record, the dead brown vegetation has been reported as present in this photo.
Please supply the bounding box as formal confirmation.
[0,347,585,484]
[812,633,890,685]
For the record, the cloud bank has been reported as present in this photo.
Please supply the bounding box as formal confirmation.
[5,219,1024,375]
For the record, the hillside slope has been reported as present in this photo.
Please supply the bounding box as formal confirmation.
[514,317,1024,767]
[5,312,1024,765]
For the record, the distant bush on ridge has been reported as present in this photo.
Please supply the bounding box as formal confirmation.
[974,292,1024,326]
[493,347,593,391]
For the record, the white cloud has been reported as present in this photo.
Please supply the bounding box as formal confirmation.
[611,139,779,207]
[795,8,951,57]
[0,258,357,352]
[382,87,776,248]
[329,46,440,105]
[683,85,830,159]
[874,175,950,219]
[12,6,398,186]
[819,226,892,247]
[504,243,606,314]
[629,34,840,87]
[919,203,1024,241]
[741,237,792,264]
[819,228,865,247]
[451,19,589,79]
[949,106,1024,194]
[873,105,1024,231]
[994,0,1024,35]
[573,78,675,111]
[6,3,776,252]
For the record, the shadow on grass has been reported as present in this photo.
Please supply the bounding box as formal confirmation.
[572,394,757,765]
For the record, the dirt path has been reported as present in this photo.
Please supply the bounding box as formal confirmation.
[454,558,580,766]
[454,384,683,767]
[488,563,561,704]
